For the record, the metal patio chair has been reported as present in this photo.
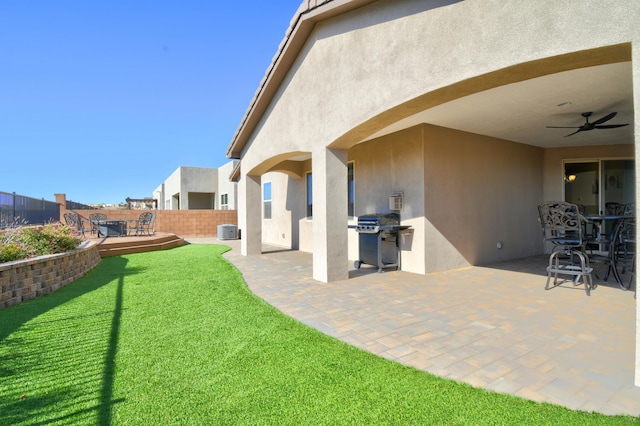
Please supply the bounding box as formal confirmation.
[63,212,89,239]
[538,201,593,295]
[129,212,155,236]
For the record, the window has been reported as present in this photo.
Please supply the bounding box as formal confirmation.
[306,172,312,219]
[305,164,353,219]
[348,162,355,217]
[263,182,272,219]
[220,193,228,210]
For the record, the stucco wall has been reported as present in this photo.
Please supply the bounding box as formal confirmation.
[349,126,426,273]
[423,124,544,271]
[156,162,238,211]
[162,166,218,210]
[188,192,215,209]
[260,124,626,274]
[182,167,218,210]
[236,0,639,273]
[239,0,639,175]
[164,167,182,210]
[218,160,239,210]
[181,167,218,193]
[262,172,299,249]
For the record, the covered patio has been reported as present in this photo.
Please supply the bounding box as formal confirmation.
[213,239,640,416]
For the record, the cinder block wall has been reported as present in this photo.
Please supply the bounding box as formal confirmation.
[57,195,238,238]
[0,242,101,309]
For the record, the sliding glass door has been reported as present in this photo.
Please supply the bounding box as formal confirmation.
[602,159,635,210]
[564,159,635,215]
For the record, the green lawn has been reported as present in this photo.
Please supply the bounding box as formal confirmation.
[0,244,637,425]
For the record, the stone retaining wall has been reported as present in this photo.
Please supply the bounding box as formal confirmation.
[0,241,101,309]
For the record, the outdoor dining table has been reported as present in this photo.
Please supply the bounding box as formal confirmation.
[582,214,634,289]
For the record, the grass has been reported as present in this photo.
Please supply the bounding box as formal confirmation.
[0,244,638,425]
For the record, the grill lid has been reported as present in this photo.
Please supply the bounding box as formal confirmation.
[357,212,400,226]
[355,212,401,233]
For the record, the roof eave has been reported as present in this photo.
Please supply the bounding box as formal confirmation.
[225,0,377,160]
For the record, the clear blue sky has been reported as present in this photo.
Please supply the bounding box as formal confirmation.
[1,1,301,205]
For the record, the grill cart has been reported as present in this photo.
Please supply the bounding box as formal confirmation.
[354,213,410,272]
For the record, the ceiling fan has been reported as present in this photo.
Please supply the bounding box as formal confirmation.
[546,111,629,137]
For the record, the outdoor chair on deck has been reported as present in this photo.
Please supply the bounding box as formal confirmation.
[63,212,88,239]
[88,213,108,235]
[538,201,593,295]
[129,212,155,236]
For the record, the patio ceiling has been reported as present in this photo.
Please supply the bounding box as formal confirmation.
[365,62,634,149]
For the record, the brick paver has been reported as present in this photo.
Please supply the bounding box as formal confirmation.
[191,238,640,417]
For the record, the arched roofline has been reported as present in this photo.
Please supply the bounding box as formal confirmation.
[329,43,632,151]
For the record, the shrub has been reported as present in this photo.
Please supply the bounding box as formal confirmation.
[0,243,29,263]
[0,222,82,263]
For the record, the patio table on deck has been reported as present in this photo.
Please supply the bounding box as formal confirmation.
[582,214,634,289]
[94,220,130,237]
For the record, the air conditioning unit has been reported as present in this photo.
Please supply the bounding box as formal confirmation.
[217,224,238,240]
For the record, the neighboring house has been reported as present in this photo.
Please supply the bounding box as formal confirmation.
[225,1,638,383]
[125,197,157,210]
[153,161,238,210]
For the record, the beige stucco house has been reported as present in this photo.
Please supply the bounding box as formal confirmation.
[225,1,639,385]
[153,161,238,210]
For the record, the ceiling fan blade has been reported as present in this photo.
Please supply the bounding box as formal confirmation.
[545,126,581,129]
[591,112,617,125]
[595,124,629,129]
[564,129,583,137]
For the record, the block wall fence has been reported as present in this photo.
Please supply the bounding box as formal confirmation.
[56,194,238,238]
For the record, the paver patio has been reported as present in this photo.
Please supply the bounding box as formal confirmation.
[190,238,639,416]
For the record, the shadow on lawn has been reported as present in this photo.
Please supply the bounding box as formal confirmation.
[0,256,134,426]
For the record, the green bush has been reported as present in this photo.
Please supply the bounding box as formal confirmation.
[0,243,29,263]
[0,223,82,263]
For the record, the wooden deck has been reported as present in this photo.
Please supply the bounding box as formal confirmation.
[85,232,186,257]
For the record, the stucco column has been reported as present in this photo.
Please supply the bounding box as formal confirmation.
[239,174,262,256]
[633,42,640,388]
[312,147,348,282]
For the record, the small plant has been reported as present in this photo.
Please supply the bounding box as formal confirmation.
[0,221,82,263]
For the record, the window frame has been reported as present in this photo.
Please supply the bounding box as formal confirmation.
[306,172,313,219]
[348,161,355,218]
[263,181,272,219]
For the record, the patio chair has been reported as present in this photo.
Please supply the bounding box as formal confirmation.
[538,201,593,295]
[610,217,635,290]
[606,202,625,216]
[129,212,155,236]
[88,212,108,235]
[63,212,89,239]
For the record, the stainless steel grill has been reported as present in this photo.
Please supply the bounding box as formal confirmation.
[354,213,409,272]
